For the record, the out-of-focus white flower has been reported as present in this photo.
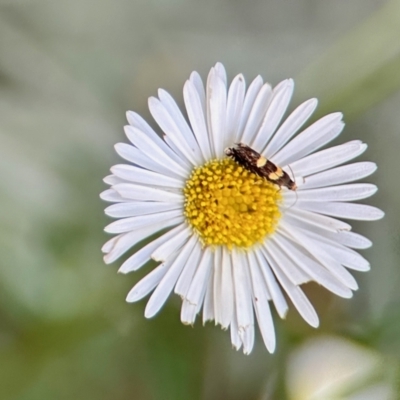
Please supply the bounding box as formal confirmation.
[101,63,384,354]
[286,336,396,400]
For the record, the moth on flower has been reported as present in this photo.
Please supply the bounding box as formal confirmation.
[225,143,297,190]
[101,63,384,354]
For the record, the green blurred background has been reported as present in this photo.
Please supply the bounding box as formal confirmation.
[1,0,400,399]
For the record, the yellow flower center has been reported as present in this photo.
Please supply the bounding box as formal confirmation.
[183,158,282,249]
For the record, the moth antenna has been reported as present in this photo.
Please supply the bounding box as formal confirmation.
[280,190,298,213]
[281,164,298,212]
[287,164,295,181]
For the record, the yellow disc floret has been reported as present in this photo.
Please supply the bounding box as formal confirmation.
[183,158,282,249]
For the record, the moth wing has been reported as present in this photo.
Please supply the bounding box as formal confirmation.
[258,160,279,179]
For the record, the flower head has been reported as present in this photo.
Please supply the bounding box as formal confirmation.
[101,63,384,354]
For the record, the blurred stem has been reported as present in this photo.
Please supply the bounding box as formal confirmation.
[296,0,400,120]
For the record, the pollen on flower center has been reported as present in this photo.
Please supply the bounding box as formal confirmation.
[183,158,282,249]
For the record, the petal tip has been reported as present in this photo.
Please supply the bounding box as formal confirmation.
[377,209,385,219]
[267,342,276,354]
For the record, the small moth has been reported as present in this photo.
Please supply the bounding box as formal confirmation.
[225,143,297,190]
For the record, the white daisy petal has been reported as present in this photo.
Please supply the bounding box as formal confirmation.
[220,249,235,329]
[252,79,294,150]
[265,98,318,157]
[104,210,183,234]
[162,135,190,163]
[144,235,198,318]
[101,235,120,254]
[280,219,372,251]
[225,74,246,146]
[290,140,367,177]
[174,238,202,297]
[103,225,161,264]
[195,292,205,314]
[235,75,263,142]
[207,71,227,158]
[214,62,227,85]
[317,255,359,290]
[205,68,216,157]
[202,265,215,323]
[118,224,186,273]
[100,188,129,203]
[240,83,272,145]
[126,261,171,303]
[126,110,191,168]
[183,79,212,160]
[185,247,212,308]
[261,245,319,327]
[112,183,183,203]
[148,97,201,166]
[323,230,372,249]
[232,250,253,329]
[273,112,344,167]
[180,299,197,325]
[280,222,358,290]
[232,250,255,355]
[212,246,223,325]
[105,201,182,218]
[102,63,382,355]
[115,142,183,178]
[158,89,203,162]
[111,164,183,188]
[189,71,206,114]
[103,175,126,185]
[231,250,253,353]
[124,126,189,177]
[274,232,353,298]
[114,143,180,179]
[298,228,370,271]
[247,251,271,300]
[247,251,276,353]
[301,162,377,189]
[213,248,234,329]
[283,207,352,232]
[327,246,370,272]
[243,325,255,355]
[297,201,385,221]
[151,224,191,262]
[264,237,310,286]
[286,183,378,203]
[230,308,242,351]
[255,248,289,319]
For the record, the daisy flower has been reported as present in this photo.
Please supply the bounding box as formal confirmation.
[101,63,384,354]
